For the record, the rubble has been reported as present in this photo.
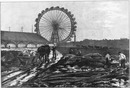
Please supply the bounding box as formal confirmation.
[1,50,129,87]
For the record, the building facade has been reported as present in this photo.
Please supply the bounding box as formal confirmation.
[1,31,49,48]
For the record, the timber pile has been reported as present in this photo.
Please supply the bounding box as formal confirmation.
[21,53,129,87]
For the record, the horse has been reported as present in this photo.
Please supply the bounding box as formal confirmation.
[36,45,51,64]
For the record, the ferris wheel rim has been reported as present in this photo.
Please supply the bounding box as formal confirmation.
[35,6,77,43]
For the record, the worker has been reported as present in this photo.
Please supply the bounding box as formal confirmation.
[8,45,10,49]
[52,44,56,61]
[105,52,111,68]
[118,52,126,68]
[69,48,73,54]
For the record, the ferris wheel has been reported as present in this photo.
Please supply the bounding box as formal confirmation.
[35,6,77,44]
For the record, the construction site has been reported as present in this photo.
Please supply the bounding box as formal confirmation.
[1,5,129,88]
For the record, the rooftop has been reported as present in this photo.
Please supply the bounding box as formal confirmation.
[1,31,48,44]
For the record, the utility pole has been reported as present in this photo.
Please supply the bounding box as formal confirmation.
[9,27,10,31]
[32,25,33,33]
[74,31,76,43]
[21,26,23,32]
[73,31,76,46]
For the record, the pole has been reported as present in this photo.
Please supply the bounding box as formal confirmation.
[32,25,33,33]
[74,31,76,46]
[9,27,10,31]
[74,32,76,43]
[21,27,23,32]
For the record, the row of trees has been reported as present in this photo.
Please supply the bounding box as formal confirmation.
[80,38,129,50]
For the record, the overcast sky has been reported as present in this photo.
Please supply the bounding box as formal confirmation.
[1,1,129,41]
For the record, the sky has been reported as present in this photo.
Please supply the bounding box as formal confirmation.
[1,1,129,41]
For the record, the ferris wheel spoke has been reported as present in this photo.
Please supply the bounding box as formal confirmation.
[55,10,61,22]
[62,33,68,40]
[63,31,69,37]
[52,10,57,20]
[59,14,66,22]
[61,24,71,28]
[60,21,71,25]
[57,12,65,24]
[59,13,68,23]
[51,10,56,20]
[41,16,52,24]
[58,30,63,40]
[60,25,71,29]
[41,32,51,38]
[49,31,53,41]
[44,31,52,40]
[57,11,63,22]
[58,30,63,41]
[63,28,71,34]
[60,15,68,23]
[39,25,50,28]
[40,19,51,25]
[42,35,49,41]
[41,30,52,40]
[56,10,61,23]
[60,21,71,26]
[39,26,52,30]
[50,11,55,21]
[44,11,55,22]
[60,30,66,40]
[59,30,65,41]
[60,23,71,28]
[59,26,71,32]
[61,18,70,25]
[59,26,71,35]
[40,28,52,34]
[41,32,50,39]
[54,10,58,21]
[39,23,51,27]
[39,26,52,31]
[61,30,68,40]
[63,28,70,35]
[42,31,51,36]
[61,18,71,25]
[51,11,55,20]
[59,18,70,26]
[46,11,53,21]
[43,14,51,22]
[39,27,53,32]
[40,18,52,25]
[61,29,68,40]
[58,13,66,24]
[62,12,68,20]
[58,11,63,19]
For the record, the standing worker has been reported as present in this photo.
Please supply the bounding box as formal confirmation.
[105,52,111,68]
[8,45,10,49]
[52,43,57,61]
[118,52,126,68]
[69,48,73,54]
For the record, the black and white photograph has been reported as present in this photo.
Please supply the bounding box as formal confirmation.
[1,0,129,87]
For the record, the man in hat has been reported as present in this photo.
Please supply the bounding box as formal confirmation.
[118,52,126,68]
[105,52,111,68]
